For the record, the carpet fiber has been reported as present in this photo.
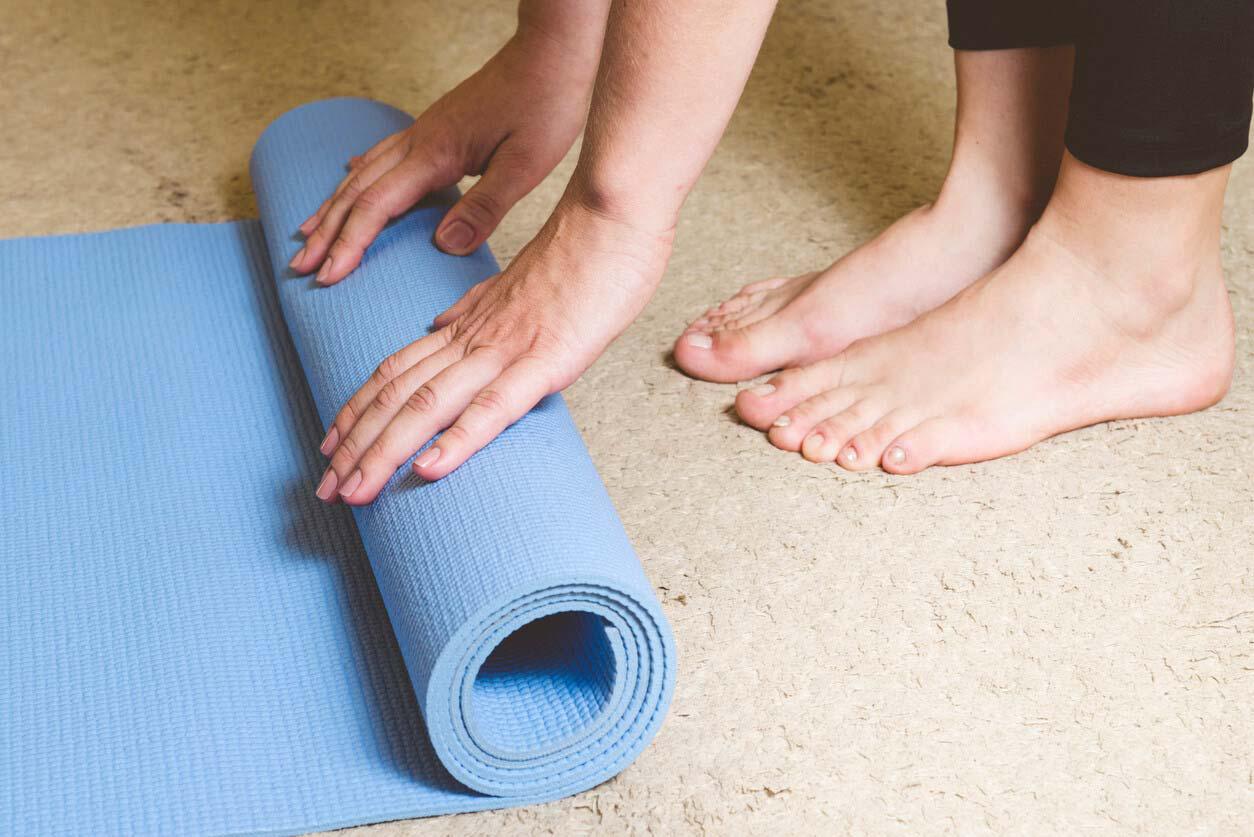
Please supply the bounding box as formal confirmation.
[1,1,1250,834]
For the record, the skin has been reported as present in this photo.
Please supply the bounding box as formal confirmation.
[736,152,1234,474]
[681,44,1235,473]
[293,0,611,277]
[304,0,779,504]
[305,6,1237,500]
[672,47,1076,382]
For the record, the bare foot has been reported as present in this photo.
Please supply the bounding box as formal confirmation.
[735,154,1236,474]
[673,46,1075,383]
[672,197,1028,383]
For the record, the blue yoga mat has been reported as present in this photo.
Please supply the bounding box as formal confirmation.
[0,98,675,836]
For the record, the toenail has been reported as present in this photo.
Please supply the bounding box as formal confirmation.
[886,446,906,466]
[840,446,858,465]
[773,415,791,427]
[749,383,775,397]
[685,332,713,349]
[805,432,824,449]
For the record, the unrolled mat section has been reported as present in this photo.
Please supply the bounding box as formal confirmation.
[0,98,675,837]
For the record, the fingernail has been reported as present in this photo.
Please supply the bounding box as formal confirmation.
[887,446,906,466]
[437,220,474,251]
[749,383,775,397]
[414,446,441,469]
[338,469,363,498]
[315,469,338,500]
[840,446,858,465]
[315,256,334,285]
[289,246,306,269]
[299,217,317,235]
[319,426,339,456]
[685,332,713,349]
[773,415,791,428]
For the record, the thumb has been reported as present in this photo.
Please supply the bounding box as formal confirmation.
[434,158,537,256]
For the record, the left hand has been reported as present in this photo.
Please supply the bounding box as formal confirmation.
[314,199,673,504]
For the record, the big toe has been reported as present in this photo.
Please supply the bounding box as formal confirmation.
[674,307,812,384]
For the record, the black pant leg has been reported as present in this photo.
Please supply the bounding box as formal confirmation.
[1066,0,1254,177]
[946,0,1075,50]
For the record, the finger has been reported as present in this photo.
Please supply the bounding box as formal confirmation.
[298,197,333,238]
[320,326,455,458]
[338,347,507,504]
[325,341,468,493]
[433,156,538,256]
[291,141,409,274]
[357,131,405,168]
[299,132,406,235]
[432,280,490,329]
[315,157,448,286]
[413,355,553,481]
[294,142,408,269]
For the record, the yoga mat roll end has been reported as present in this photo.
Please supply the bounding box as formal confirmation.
[427,575,676,798]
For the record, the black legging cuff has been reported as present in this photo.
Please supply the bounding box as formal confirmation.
[946,0,1074,50]
[1066,130,1252,179]
[945,0,1254,178]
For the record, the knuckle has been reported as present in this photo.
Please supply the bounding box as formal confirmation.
[375,380,406,411]
[439,423,471,447]
[355,185,388,213]
[362,439,389,468]
[458,189,504,225]
[372,353,405,384]
[334,435,361,464]
[469,388,508,415]
[403,385,438,416]
[340,174,364,201]
[337,400,359,426]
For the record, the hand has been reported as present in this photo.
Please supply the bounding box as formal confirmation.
[290,28,600,286]
[314,201,674,504]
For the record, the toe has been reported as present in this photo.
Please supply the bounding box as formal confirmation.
[840,411,914,472]
[765,388,865,452]
[734,354,848,429]
[740,275,793,294]
[733,378,791,431]
[880,417,954,475]
[676,312,814,383]
[798,401,881,464]
[674,275,819,384]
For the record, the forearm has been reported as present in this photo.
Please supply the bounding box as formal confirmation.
[516,0,612,71]
[567,0,778,229]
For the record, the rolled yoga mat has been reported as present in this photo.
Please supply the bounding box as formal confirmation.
[0,98,675,836]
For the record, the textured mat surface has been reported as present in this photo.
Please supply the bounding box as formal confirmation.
[4,2,1253,835]
[0,98,674,837]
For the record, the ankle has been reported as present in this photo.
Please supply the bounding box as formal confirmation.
[1033,153,1228,313]
[928,164,1042,259]
[1043,153,1227,263]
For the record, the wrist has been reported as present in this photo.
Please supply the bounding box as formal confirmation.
[561,166,683,239]
[545,190,677,275]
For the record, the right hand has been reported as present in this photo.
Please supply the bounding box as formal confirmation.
[290,30,601,286]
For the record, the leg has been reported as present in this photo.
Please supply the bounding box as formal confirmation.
[672,44,1074,383]
[739,0,1253,473]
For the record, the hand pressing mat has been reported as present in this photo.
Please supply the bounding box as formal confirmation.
[0,98,675,837]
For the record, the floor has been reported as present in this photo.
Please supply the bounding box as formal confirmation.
[4,1,1251,834]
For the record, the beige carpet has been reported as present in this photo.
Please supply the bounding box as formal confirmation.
[4,1,1251,833]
